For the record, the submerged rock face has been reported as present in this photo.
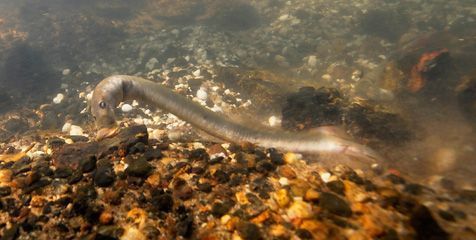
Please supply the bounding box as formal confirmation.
[281,86,413,145]
[282,87,344,130]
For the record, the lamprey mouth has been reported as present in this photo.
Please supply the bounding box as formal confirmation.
[96,127,120,141]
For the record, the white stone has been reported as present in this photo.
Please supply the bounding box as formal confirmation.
[145,58,159,70]
[121,104,133,112]
[69,125,84,136]
[171,29,180,35]
[134,118,144,125]
[279,14,289,21]
[28,151,46,159]
[86,92,93,101]
[307,55,317,67]
[166,58,175,64]
[150,129,162,140]
[192,69,201,77]
[167,130,182,141]
[62,68,71,75]
[268,115,281,127]
[196,87,207,101]
[132,100,139,106]
[53,93,64,104]
[279,177,289,186]
[210,104,223,112]
[62,122,72,133]
[321,74,332,81]
[320,172,332,183]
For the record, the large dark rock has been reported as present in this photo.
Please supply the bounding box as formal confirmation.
[410,205,449,240]
[52,125,149,171]
[319,192,352,217]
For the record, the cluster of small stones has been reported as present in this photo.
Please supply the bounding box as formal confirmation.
[1,127,474,239]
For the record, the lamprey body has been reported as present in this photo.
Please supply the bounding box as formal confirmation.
[91,75,381,161]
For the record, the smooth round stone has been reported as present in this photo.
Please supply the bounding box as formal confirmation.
[268,116,281,127]
[121,104,133,112]
[196,87,207,101]
[62,122,72,133]
[62,68,71,75]
[193,69,201,77]
[69,125,84,136]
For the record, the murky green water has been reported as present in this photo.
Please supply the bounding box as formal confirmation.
[0,0,475,189]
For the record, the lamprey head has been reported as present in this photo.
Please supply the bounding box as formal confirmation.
[90,78,123,140]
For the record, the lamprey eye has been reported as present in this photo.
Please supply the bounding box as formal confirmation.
[99,101,107,109]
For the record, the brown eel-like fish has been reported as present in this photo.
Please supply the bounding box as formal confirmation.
[91,75,382,162]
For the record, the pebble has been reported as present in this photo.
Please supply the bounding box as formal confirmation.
[211,201,234,217]
[319,192,352,217]
[151,189,174,213]
[0,186,12,196]
[283,152,301,164]
[278,14,290,21]
[274,55,289,67]
[320,172,332,183]
[100,211,114,225]
[69,125,84,136]
[273,189,291,208]
[279,177,289,186]
[269,224,289,238]
[94,160,116,187]
[0,169,13,185]
[278,165,297,179]
[196,87,207,101]
[167,130,183,141]
[145,58,159,70]
[121,104,133,112]
[326,180,345,195]
[304,189,320,202]
[290,179,311,197]
[268,115,281,127]
[172,178,193,200]
[295,228,313,239]
[192,69,201,77]
[54,167,73,178]
[121,226,146,240]
[321,74,332,81]
[351,69,362,81]
[171,29,180,35]
[53,93,65,104]
[307,55,318,67]
[62,68,71,75]
[125,157,153,178]
[287,200,313,219]
[236,221,262,240]
[197,182,212,193]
